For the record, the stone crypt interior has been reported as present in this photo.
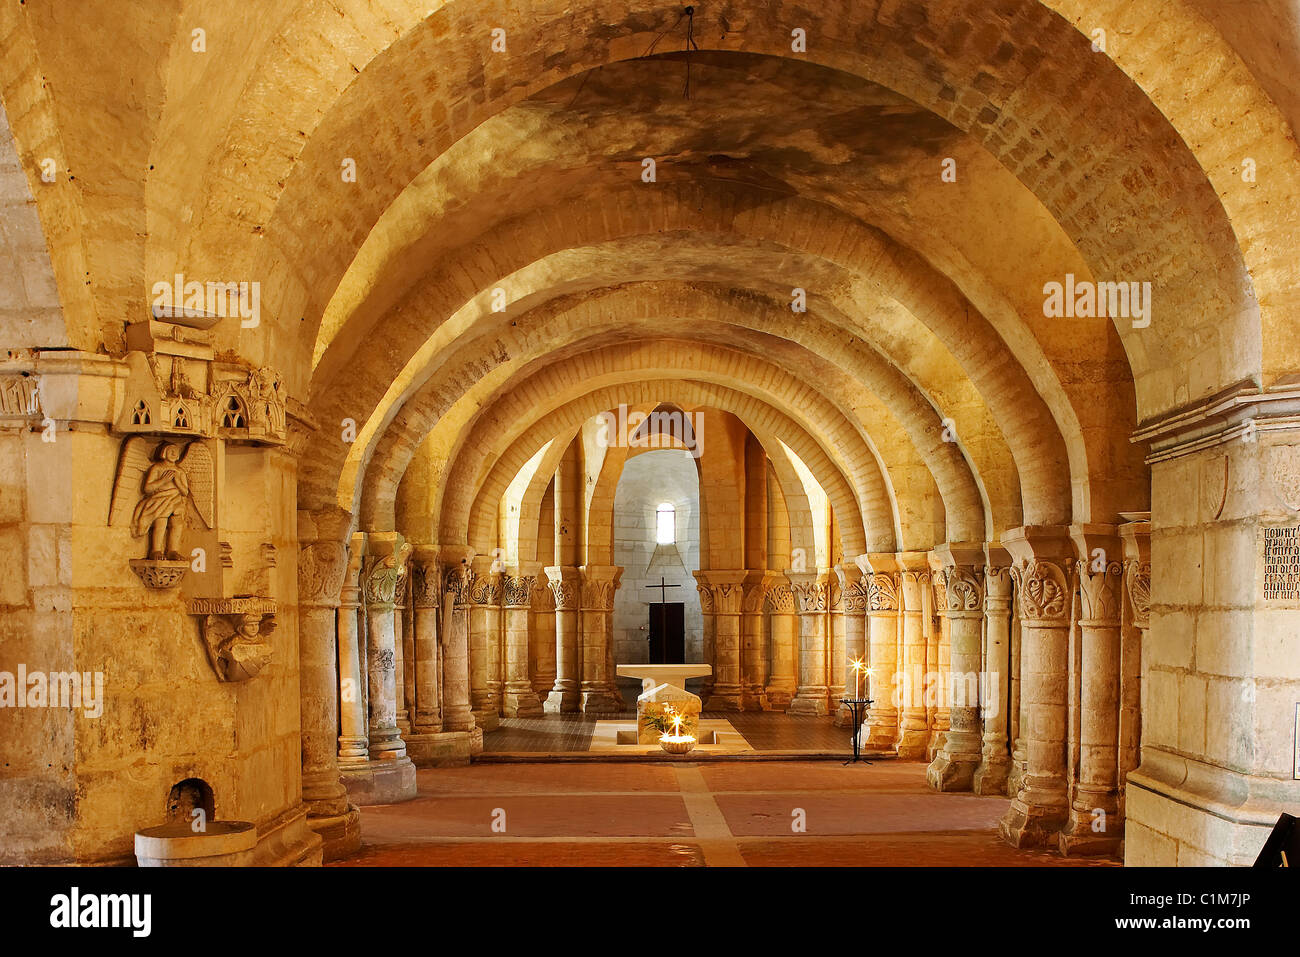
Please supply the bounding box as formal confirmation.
[1,0,1299,868]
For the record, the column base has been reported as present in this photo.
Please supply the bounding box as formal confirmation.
[925,751,980,792]
[1058,813,1124,857]
[580,689,622,713]
[787,692,829,716]
[1008,755,1027,798]
[894,726,929,759]
[926,729,948,762]
[471,708,500,732]
[998,796,1068,849]
[741,689,769,711]
[764,687,794,711]
[972,756,1012,795]
[406,729,477,767]
[863,719,899,751]
[704,690,743,711]
[249,804,324,867]
[340,756,417,806]
[307,803,362,862]
[503,689,545,717]
[544,689,581,713]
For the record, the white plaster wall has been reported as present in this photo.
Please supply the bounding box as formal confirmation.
[612,450,702,667]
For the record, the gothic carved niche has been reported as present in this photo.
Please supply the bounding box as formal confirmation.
[0,374,40,417]
[502,574,537,608]
[298,540,348,607]
[1078,560,1124,623]
[1012,560,1070,622]
[946,567,985,612]
[110,437,216,589]
[212,365,286,444]
[867,572,899,611]
[188,597,276,682]
[1124,560,1152,628]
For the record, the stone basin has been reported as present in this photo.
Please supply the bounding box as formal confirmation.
[134,820,257,867]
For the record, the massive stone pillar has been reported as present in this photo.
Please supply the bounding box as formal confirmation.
[1059,527,1124,856]
[467,557,502,730]
[896,557,931,758]
[764,581,798,710]
[530,577,558,698]
[336,532,369,771]
[342,532,416,805]
[696,570,746,710]
[544,565,582,713]
[999,527,1073,848]
[440,555,480,746]
[787,571,830,716]
[974,548,1013,795]
[863,565,901,750]
[834,565,868,727]
[579,565,622,713]
[740,573,776,710]
[297,509,361,860]
[501,567,545,717]
[1118,519,1149,825]
[927,544,985,791]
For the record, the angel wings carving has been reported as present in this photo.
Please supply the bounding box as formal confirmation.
[110,438,215,561]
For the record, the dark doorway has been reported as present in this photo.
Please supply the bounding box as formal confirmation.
[647,602,685,664]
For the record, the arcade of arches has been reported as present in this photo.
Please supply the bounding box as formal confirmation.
[1,0,1298,868]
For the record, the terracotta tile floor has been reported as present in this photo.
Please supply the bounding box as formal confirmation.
[331,760,1120,867]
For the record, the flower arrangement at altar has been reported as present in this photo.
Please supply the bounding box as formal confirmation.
[654,705,697,755]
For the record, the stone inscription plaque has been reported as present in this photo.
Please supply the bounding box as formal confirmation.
[1263,526,1300,601]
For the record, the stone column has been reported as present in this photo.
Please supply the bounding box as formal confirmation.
[764,581,798,710]
[297,509,360,860]
[467,557,502,729]
[1059,526,1124,856]
[974,548,1013,795]
[579,565,623,713]
[896,559,931,758]
[834,565,868,727]
[740,573,776,710]
[530,577,557,698]
[927,545,985,791]
[924,566,950,760]
[697,570,746,710]
[408,548,442,736]
[1118,519,1150,823]
[501,567,545,717]
[1009,595,1026,797]
[999,527,1073,848]
[343,532,416,805]
[863,566,901,749]
[441,555,478,739]
[393,565,411,735]
[544,565,582,713]
[336,532,369,770]
[787,570,830,716]
[828,573,848,705]
[697,580,717,701]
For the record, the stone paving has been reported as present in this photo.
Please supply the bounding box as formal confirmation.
[332,761,1120,867]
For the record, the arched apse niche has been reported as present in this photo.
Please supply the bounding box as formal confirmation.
[609,448,705,678]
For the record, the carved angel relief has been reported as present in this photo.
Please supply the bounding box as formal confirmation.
[110,438,215,588]
[189,597,276,682]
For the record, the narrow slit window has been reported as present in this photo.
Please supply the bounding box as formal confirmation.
[655,503,675,545]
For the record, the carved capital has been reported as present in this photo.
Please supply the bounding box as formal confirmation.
[410,559,443,609]
[445,564,474,606]
[867,571,899,612]
[944,565,984,613]
[1078,559,1123,624]
[501,574,537,608]
[789,579,829,614]
[362,535,411,606]
[983,564,1012,604]
[298,540,348,608]
[1124,560,1152,628]
[546,568,582,610]
[1011,559,1071,623]
[765,584,795,613]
